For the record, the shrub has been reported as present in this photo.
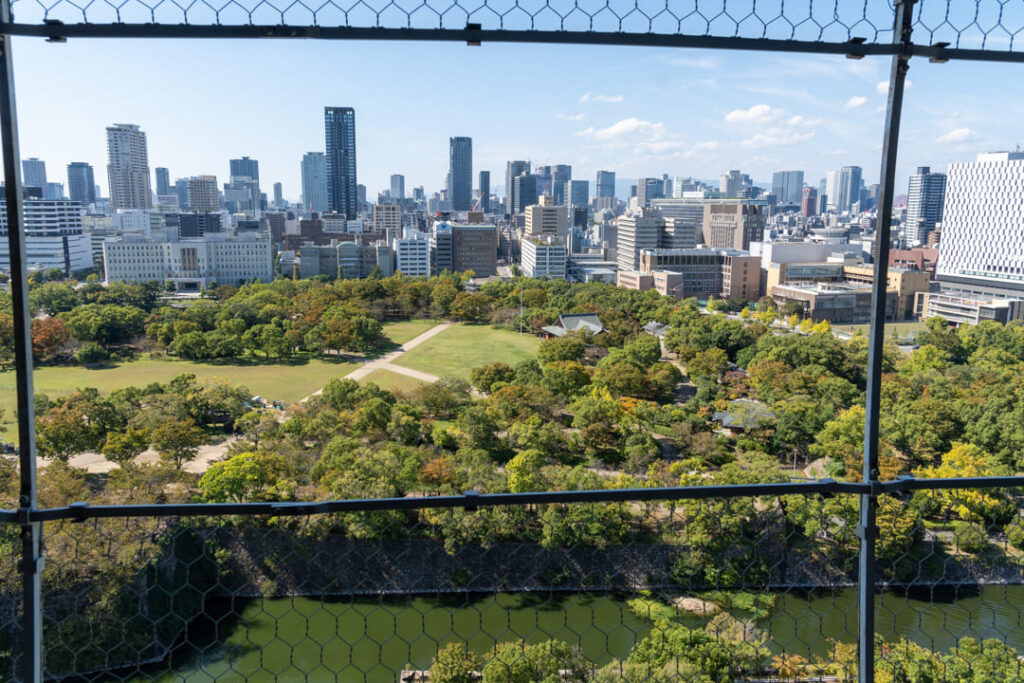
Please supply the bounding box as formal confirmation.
[75,342,108,365]
[958,523,988,554]
[430,642,479,683]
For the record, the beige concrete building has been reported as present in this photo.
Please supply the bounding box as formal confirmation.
[768,282,898,323]
[843,264,931,319]
[616,270,654,291]
[186,175,219,213]
[524,198,569,240]
[636,247,761,301]
[373,203,402,243]
[702,203,765,251]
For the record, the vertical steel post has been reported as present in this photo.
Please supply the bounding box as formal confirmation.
[0,7,43,680]
[859,1,915,681]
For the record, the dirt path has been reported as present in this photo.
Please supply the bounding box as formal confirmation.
[43,437,240,475]
[301,322,451,401]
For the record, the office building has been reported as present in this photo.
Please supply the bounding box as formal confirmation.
[632,247,761,301]
[299,243,340,279]
[478,171,490,213]
[936,151,1024,297]
[916,291,1024,325]
[155,167,171,197]
[42,183,63,200]
[103,233,274,290]
[616,212,662,272]
[843,264,930,318]
[66,162,97,205]
[178,212,222,238]
[22,158,46,189]
[324,107,358,219]
[636,178,663,207]
[373,203,402,243]
[390,174,405,201]
[769,282,897,323]
[522,235,567,279]
[229,157,259,184]
[720,170,750,197]
[273,183,283,208]
[174,178,190,211]
[524,197,569,239]
[301,152,328,214]
[537,165,571,204]
[187,176,219,213]
[505,161,530,213]
[430,222,453,275]
[835,166,863,214]
[512,174,539,214]
[565,180,589,210]
[452,224,497,276]
[393,229,431,277]
[0,198,93,274]
[772,170,804,205]
[702,203,765,251]
[801,187,817,217]
[448,136,473,211]
[905,166,946,245]
[596,170,616,209]
[106,123,152,210]
[337,240,393,278]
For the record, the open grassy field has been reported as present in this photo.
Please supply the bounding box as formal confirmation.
[358,369,429,394]
[392,324,539,380]
[0,356,359,438]
[381,320,439,346]
[833,321,927,339]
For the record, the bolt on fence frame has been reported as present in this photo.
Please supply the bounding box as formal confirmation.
[0,0,1022,679]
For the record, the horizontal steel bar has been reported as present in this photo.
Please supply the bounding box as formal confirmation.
[2,22,1021,63]
[0,22,900,55]
[0,475,1018,523]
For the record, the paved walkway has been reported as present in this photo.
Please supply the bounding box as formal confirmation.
[301,322,451,402]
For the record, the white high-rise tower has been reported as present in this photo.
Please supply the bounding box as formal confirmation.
[106,124,152,211]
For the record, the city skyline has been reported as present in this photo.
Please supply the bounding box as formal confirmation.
[8,38,1023,200]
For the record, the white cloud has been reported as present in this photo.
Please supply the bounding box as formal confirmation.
[586,117,667,141]
[876,79,913,94]
[741,128,816,148]
[724,104,784,124]
[845,96,868,109]
[936,127,976,143]
[557,113,585,121]
[579,92,624,103]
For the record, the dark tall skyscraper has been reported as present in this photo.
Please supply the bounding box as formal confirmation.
[596,170,615,208]
[273,182,283,208]
[505,160,530,215]
[512,174,539,214]
[229,156,260,182]
[478,171,490,213]
[538,164,571,204]
[174,178,190,211]
[324,107,358,219]
[448,137,472,211]
[66,162,96,205]
[155,167,170,197]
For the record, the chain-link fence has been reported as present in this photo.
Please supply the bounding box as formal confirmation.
[0,483,1020,681]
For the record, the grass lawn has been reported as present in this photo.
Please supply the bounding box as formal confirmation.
[0,356,359,438]
[359,369,429,394]
[381,320,440,346]
[834,321,927,339]
[393,324,539,381]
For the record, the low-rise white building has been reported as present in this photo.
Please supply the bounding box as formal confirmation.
[393,229,430,277]
[0,198,93,274]
[522,235,567,279]
[103,232,274,292]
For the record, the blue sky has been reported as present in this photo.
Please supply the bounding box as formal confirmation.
[9,36,1023,200]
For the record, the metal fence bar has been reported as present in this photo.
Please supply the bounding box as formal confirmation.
[859,0,915,679]
[0,0,43,678]
[0,475,1017,523]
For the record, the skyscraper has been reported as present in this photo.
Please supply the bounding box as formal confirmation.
[155,167,171,197]
[273,182,284,208]
[478,171,490,213]
[66,162,96,205]
[512,174,539,215]
[390,174,405,201]
[448,137,472,211]
[801,187,817,217]
[229,157,260,183]
[771,170,804,205]
[596,171,616,208]
[719,170,751,197]
[22,158,46,189]
[905,166,946,244]
[174,178,190,211]
[505,160,530,214]
[936,151,1024,297]
[537,164,571,204]
[636,178,664,207]
[836,166,863,214]
[106,123,152,210]
[566,180,589,209]
[187,175,219,213]
[324,107,357,219]
[301,152,328,214]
